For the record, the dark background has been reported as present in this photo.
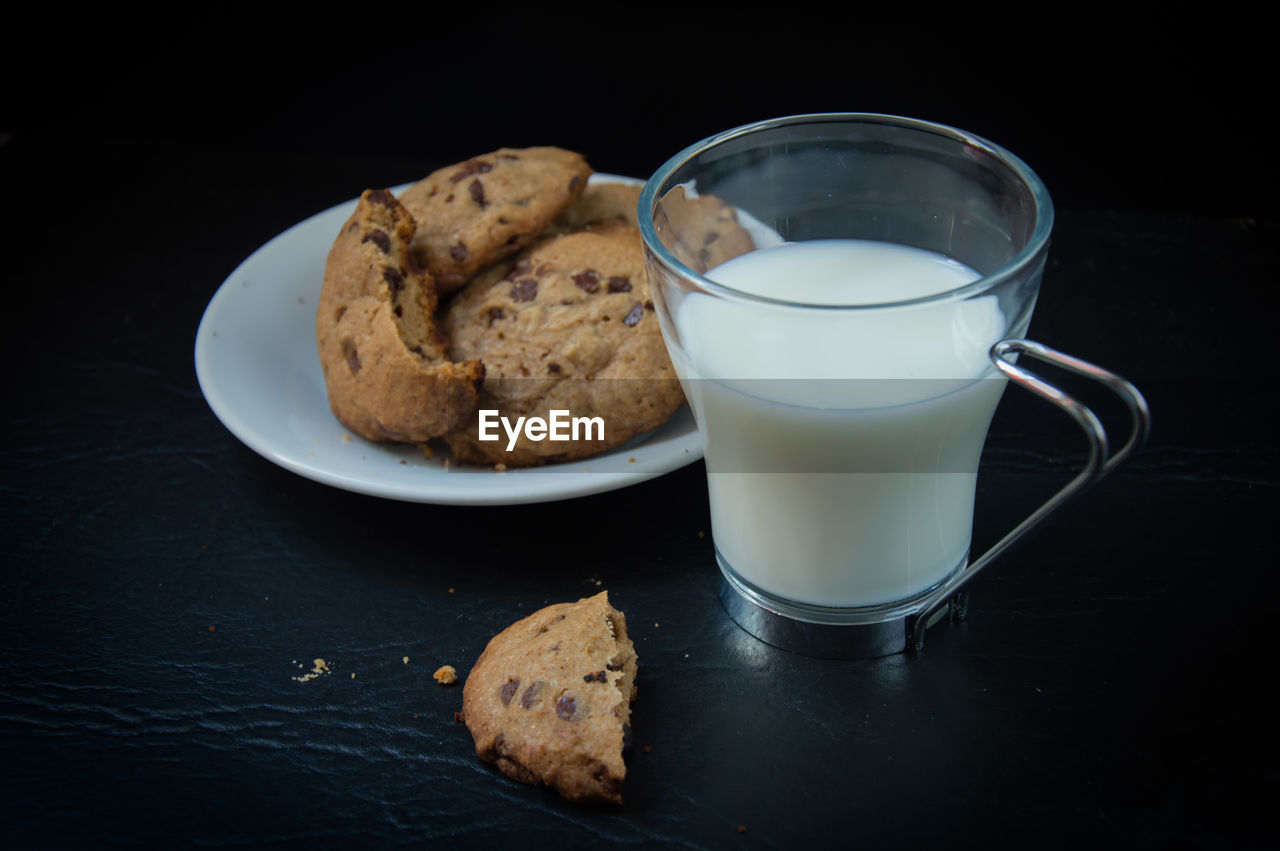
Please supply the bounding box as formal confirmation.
[5,19,1272,219]
[3,17,1275,849]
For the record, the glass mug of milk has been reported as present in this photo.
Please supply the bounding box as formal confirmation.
[639,114,1149,658]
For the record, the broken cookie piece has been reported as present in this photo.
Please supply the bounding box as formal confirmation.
[398,147,593,294]
[316,188,485,442]
[461,591,638,804]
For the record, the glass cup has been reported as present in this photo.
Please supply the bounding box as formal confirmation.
[639,114,1149,658]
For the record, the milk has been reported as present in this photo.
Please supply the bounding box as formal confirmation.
[672,239,1007,608]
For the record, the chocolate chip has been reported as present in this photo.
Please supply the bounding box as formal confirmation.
[569,175,582,192]
[487,307,505,325]
[607,276,631,293]
[498,679,520,706]
[555,695,578,720]
[704,231,720,245]
[573,270,600,293]
[547,363,561,374]
[362,229,391,253]
[510,279,537,302]
[450,243,468,262]
[383,267,405,292]
[366,189,394,206]
[623,302,644,326]
[469,179,487,208]
[622,723,633,749]
[583,671,607,683]
[393,304,402,317]
[504,260,531,280]
[340,339,360,374]
[520,681,543,709]
[606,662,623,671]
[450,160,493,183]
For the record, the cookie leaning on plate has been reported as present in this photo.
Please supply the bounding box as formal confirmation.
[316,189,484,442]
[545,181,642,235]
[443,223,684,467]
[398,147,593,295]
[651,184,755,273]
[462,592,638,804]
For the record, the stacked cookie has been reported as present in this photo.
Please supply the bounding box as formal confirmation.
[316,147,695,466]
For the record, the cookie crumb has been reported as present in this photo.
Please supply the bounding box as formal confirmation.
[494,462,508,472]
[342,433,352,442]
[643,745,652,753]
[737,825,747,834]
[434,665,458,685]
[453,711,465,723]
[292,658,331,683]
[422,444,436,459]
[208,625,216,633]
[403,656,410,664]
[448,587,455,594]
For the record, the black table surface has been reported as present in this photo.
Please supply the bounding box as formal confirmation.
[2,29,1276,849]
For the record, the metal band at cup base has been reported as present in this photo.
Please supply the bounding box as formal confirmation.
[716,552,970,659]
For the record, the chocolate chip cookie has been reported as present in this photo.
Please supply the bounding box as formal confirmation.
[316,188,484,442]
[442,225,684,466]
[398,147,593,294]
[652,185,756,273]
[546,181,642,235]
[462,592,638,804]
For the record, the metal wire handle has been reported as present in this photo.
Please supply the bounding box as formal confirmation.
[908,339,1152,651]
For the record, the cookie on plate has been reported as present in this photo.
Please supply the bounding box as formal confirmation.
[651,185,756,273]
[316,188,484,442]
[398,147,593,294]
[462,591,638,804]
[546,181,642,235]
[442,226,684,467]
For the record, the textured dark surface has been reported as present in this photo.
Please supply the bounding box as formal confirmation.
[2,26,1276,849]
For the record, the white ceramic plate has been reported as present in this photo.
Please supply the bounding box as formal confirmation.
[194,175,702,505]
